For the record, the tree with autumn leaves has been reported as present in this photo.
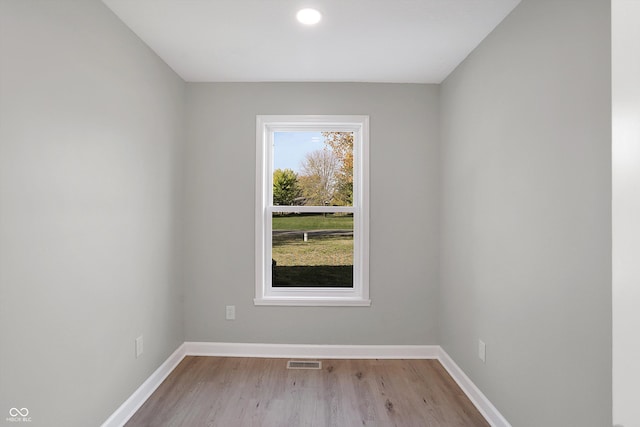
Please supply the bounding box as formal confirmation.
[322,131,353,206]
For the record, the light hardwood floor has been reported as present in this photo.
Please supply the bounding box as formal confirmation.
[125,356,490,427]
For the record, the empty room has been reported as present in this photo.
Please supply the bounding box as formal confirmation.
[2,0,636,426]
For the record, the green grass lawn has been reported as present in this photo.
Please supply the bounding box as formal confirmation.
[272,213,353,230]
[272,235,353,266]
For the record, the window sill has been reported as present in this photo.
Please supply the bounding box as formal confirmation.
[254,297,371,307]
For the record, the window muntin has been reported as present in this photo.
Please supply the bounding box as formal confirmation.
[255,116,369,306]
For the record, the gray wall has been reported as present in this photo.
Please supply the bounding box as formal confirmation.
[613,1,640,425]
[184,83,440,345]
[0,1,185,426]
[439,1,611,426]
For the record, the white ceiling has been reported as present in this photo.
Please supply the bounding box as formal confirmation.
[102,0,521,84]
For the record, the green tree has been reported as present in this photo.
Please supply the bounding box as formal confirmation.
[273,168,301,206]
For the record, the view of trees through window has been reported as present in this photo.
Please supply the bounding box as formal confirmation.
[271,131,354,288]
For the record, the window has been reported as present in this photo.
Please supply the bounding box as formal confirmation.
[255,115,370,306]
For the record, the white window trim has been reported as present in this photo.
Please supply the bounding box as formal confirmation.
[255,115,370,306]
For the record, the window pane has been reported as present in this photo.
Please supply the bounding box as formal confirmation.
[273,131,353,207]
[272,213,353,288]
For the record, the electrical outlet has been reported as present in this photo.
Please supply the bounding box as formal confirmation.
[478,339,486,363]
[136,335,144,358]
[225,305,235,320]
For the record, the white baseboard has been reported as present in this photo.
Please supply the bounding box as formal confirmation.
[101,342,510,427]
[437,347,512,427]
[184,341,440,359]
[100,343,186,427]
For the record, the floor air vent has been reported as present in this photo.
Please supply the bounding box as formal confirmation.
[287,360,322,370]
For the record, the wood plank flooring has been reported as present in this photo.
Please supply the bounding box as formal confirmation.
[125,356,489,427]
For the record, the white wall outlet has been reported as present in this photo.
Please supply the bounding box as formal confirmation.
[478,339,486,363]
[136,335,144,358]
[225,305,235,320]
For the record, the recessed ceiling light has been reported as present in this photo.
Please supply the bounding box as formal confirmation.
[296,8,322,25]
